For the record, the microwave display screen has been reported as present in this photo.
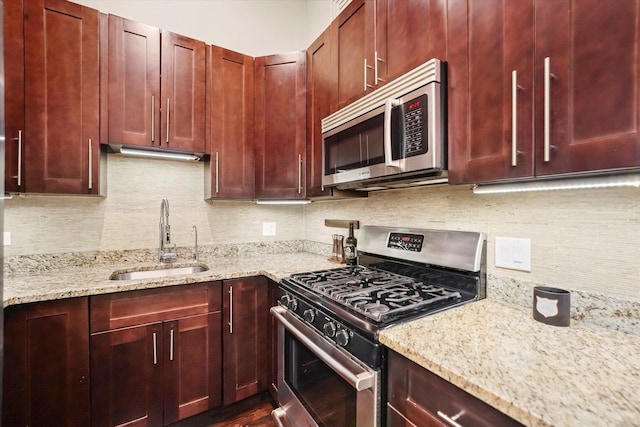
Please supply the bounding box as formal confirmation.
[392,94,429,160]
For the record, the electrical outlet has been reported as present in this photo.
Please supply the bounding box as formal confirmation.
[495,237,531,271]
[4,231,11,246]
[262,222,276,236]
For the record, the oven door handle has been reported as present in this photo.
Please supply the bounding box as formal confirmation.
[271,305,375,391]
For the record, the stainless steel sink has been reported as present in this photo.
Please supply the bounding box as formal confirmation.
[109,264,209,280]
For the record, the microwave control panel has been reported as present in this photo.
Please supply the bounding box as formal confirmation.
[401,94,428,157]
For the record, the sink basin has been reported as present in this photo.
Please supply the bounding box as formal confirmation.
[109,264,209,280]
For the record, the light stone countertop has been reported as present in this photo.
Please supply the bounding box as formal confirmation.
[3,252,339,307]
[5,251,640,426]
[379,299,640,427]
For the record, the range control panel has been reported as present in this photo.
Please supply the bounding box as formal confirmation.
[387,233,424,252]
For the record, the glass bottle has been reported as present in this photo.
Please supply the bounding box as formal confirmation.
[344,223,358,265]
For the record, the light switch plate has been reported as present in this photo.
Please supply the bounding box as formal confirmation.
[495,237,531,271]
[3,231,11,246]
[262,222,276,236]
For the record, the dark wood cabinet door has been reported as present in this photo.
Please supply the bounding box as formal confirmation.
[222,277,269,405]
[335,0,374,108]
[161,30,206,153]
[447,0,535,184]
[164,312,222,424]
[207,45,255,199]
[375,0,447,87]
[254,52,307,200]
[107,15,160,147]
[387,350,522,427]
[306,27,337,198]
[534,0,640,176]
[23,0,100,194]
[91,323,164,427]
[4,0,25,192]
[3,298,90,427]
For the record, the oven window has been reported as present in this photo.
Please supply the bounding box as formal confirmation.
[285,331,357,426]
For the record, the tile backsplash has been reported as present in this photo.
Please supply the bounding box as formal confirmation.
[5,155,640,300]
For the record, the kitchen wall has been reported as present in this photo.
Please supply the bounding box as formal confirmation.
[74,0,333,57]
[4,155,303,255]
[304,185,640,300]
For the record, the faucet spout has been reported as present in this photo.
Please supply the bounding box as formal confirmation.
[192,225,198,261]
[159,198,176,263]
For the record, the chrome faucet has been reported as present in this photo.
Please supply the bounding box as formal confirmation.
[159,198,177,262]
[191,225,198,261]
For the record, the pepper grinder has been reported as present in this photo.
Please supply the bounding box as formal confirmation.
[336,235,345,263]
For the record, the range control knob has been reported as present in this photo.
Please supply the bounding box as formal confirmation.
[335,330,350,347]
[279,294,298,311]
[279,294,290,306]
[303,309,316,323]
[323,322,336,338]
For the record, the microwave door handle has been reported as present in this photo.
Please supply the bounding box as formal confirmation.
[384,99,402,169]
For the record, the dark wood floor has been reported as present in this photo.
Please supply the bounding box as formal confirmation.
[169,393,277,427]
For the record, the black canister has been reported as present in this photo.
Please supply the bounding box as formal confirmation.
[533,286,571,326]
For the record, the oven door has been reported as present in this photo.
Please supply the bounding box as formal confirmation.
[270,305,380,427]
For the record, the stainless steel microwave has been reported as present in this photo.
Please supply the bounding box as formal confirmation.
[321,59,446,190]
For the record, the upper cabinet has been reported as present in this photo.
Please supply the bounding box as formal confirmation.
[447,0,640,184]
[254,52,307,200]
[17,0,101,194]
[206,46,255,199]
[104,15,206,154]
[4,0,25,193]
[306,27,337,198]
[335,0,447,109]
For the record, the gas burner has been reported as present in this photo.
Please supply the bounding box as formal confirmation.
[288,265,465,322]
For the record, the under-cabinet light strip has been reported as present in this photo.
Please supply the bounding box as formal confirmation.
[119,147,201,162]
[255,200,311,205]
[472,174,640,194]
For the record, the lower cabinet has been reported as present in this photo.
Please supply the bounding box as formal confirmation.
[387,349,522,427]
[222,276,270,405]
[90,282,222,426]
[2,277,272,426]
[2,297,91,426]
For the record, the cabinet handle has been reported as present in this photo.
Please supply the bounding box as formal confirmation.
[151,96,155,144]
[437,410,466,427]
[215,152,219,194]
[228,285,233,334]
[364,58,374,91]
[88,139,93,190]
[166,98,170,144]
[152,332,158,365]
[511,70,518,167]
[14,130,22,187]
[374,51,385,85]
[298,154,302,194]
[543,57,552,162]
[169,329,174,361]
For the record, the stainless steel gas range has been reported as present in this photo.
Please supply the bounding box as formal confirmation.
[271,225,487,427]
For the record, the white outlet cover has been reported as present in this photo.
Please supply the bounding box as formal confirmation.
[495,237,531,272]
[262,222,276,236]
[3,231,11,246]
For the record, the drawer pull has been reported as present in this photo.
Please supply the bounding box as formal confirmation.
[437,410,465,427]
[152,332,158,365]
[169,329,174,361]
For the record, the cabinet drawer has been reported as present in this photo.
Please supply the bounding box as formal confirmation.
[387,350,522,427]
[91,282,221,332]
